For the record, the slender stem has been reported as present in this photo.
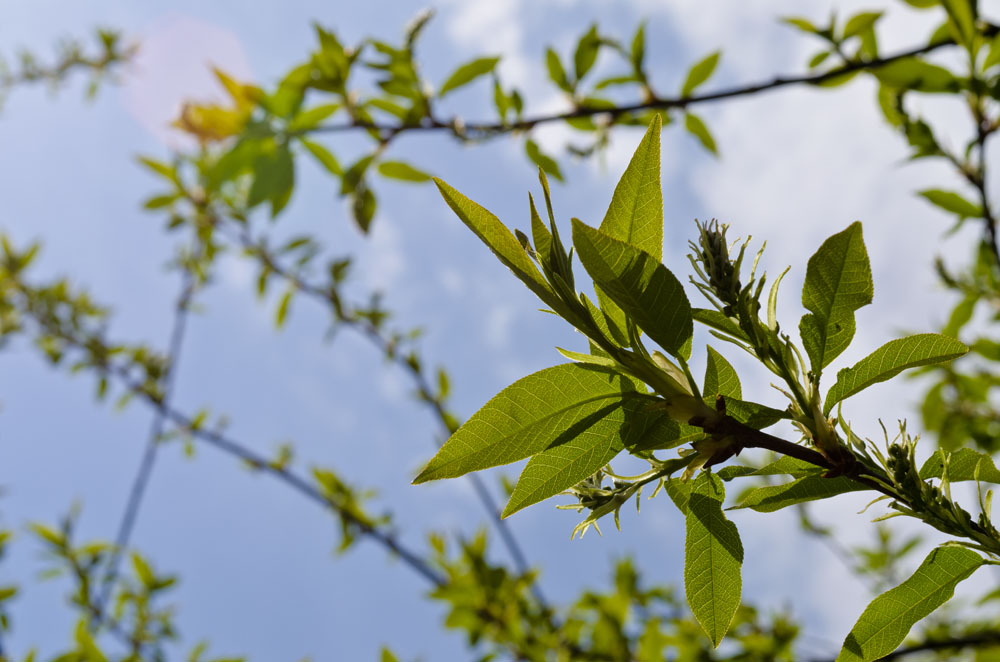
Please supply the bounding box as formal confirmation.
[91,271,195,625]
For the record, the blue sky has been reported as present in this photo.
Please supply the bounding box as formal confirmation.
[0,1,995,659]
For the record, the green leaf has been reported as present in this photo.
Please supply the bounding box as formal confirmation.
[287,103,340,131]
[574,24,601,80]
[631,22,646,72]
[842,11,883,39]
[721,398,790,429]
[351,184,376,233]
[142,193,178,210]
[275,290,293,328]
[438,56,500,97]
[919,448,1000,483]
[504,397,674,516]
[733,476,867,513]
[824,334,969,413]
[299,138,341,175]
[248,144,295,217]
[413,363,639,483]
[704,346,741,400]
[572,220,693,357]
[919,189,984,218]
[434,178,562,313]
[782,17,820,34]
[681,51,721,96]
[75,620,108,662]
[985,32,1000,70]
[693,308,750,342]
[684,113,718,155]
[718,456,823,481]
[525,139,564,182]
[941,0,975,49]
[685,472,742,647]
[871,58,960,94]
[837,546,983,662]
[377,161,432,182]
[799,222,873,372]
[546,48,571,92]
[599,115,663,260]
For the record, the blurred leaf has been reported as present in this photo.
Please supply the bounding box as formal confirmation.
[681,51,721,96]
[919,189,983,218]
[546,47,571,92]
[842,11,883,39]
[438,56,500,97]
[300,138,342,175]
[525,139,564,182]
[684,113,718,155]
[377,160,432,182]
[287,103,341,132]
[574,24,601,80]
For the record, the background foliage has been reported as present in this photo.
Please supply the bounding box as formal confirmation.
[3,0,1000,660]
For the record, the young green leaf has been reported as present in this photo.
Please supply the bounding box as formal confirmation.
[287,103,340,131]
[684,113,718,155]
[545,47,571,92]
[704,346,741,400]
[248,143,295,217]
[732,476,866,513]
[413,363,640,483]
[919,189,983,218]
[693,308,751,343]
[681,51,721,96]
[377,161,432,183]
[572,220,693,358]
[300,138,342,175]
[434,178,562,312]
[837,546,983,662]
[573,24,601,81]
[525,140,564,182]
[919,448,1000,483]
[717,456,823,481]
[685,472,743,647]
[438,56,500,97]
[599,115,663,260]
[720,398,790,429]
[799,222,873,372]
[824,334,969,414]
[871,58,960,93]
[842,11,883,39]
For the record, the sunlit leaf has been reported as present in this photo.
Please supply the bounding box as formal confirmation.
[685,472,742,647]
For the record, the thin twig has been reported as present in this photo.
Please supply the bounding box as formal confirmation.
[306,38,966,140]
[91,271,195,624]
[227,224,548,604]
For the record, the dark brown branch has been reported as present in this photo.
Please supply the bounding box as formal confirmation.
[710,415,897,499]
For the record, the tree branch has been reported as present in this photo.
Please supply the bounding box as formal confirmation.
[306,37,970,140]
[91,271,195,625]
[225,222,548,605]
